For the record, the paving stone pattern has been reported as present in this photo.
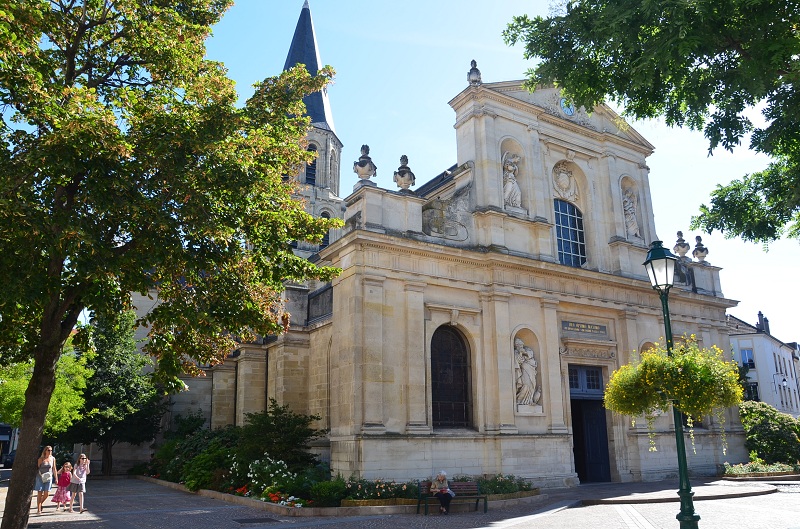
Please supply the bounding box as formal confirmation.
[6,477,800,529]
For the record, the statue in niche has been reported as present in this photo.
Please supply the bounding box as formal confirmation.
[553,162,579,203]
[622,188,641,238]
[514,338,541,406]
[502,152,522,208]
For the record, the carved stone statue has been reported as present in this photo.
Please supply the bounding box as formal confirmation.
[514,338,541,406]
[502,152,522,208]
[622,188,641,238]
[393,155,416,190]
[353,144,377,181]
[693,235,709,263]
[468,59,482,86]
[673,231,691,259]
[553,162,579,203]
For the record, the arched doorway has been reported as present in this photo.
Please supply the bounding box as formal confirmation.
[431,326,471,428]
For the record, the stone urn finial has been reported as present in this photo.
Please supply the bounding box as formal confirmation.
[468,59,482,86]
[353,144,377,182]
[692,235,709,263]
[673,231,691,259]
[393,154,416,191]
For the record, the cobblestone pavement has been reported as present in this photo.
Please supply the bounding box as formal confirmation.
[2,477,799,529]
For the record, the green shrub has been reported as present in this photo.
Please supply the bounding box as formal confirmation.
[183,438,234,491]
[738,401,800,464]
[237,399,326,472]
[476,474,534,494]
[127,462,150,475]
[344,477,418,499]
[723,460,797,475]
[310,477,347,507]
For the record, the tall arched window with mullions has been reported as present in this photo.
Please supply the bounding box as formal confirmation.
[305,144,317,185]
[554,199,586,267]
[430,325,472,429]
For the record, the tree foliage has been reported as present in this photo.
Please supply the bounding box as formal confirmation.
[0,347,91,436]
[738,401,800,464]
[504,0,800,244]
[0,2,340,527]
[60,310,166,475]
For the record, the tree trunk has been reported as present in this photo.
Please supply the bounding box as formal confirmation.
[102,439,113,476]
[1,341,60,529]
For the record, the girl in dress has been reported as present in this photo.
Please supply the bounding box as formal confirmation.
[51,462,72,510]
[68,453,90,513]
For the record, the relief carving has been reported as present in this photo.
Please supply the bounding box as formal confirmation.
[552,162,579,202]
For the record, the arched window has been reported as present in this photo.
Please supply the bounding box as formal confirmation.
[554,199,586,267]
[305,144,317,185]
[320,211,330,248]
[431,326,471,428]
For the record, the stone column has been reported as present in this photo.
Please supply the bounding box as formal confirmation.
[542,298,568,433]
[210,363,236,429]
[405,281,429,432]
[362,275,386,433]
[235,345,267,426]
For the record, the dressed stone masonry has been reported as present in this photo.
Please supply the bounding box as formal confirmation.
[161,4,747,490]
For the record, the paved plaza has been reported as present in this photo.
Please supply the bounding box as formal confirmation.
[2,476,799,529]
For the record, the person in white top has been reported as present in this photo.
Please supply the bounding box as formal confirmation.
[68,453,90,513]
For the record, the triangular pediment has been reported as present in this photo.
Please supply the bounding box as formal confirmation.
[455,81,654,154]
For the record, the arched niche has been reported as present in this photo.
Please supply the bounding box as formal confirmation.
[512,328,543,411]
[619,175,642,239]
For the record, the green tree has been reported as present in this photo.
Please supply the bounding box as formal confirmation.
[0,348,91,436]
[0,2,339,528]
[504,0,800,244]
[60,310,166,476]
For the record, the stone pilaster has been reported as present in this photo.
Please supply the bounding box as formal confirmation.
[542,297,568,433]
[210,363,236,429]
[405,281,429,432]
[362,275,386,433]
[235,345,267,426]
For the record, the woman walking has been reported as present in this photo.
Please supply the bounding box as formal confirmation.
[34,446,56,514]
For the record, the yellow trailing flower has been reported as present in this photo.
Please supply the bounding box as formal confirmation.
[605,337,743,421]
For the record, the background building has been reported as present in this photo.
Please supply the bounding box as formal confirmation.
[729,313,800,418]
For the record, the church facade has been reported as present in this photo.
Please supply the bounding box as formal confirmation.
[168,3,747,487]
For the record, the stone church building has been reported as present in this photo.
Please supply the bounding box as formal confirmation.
[163,2,747,487]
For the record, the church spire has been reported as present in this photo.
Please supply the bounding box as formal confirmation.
[284,1,335,132]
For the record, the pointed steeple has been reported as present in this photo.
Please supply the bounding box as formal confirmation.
[284,1,335,132]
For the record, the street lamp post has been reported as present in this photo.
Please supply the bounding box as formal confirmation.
[643,241,701,529]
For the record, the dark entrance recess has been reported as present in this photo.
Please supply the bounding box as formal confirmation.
[431,326,471,428]
[568,365,611,483]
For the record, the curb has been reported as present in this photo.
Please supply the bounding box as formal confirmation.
[134,475,547,517]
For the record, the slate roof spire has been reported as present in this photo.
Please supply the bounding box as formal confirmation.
[284,1,335,132]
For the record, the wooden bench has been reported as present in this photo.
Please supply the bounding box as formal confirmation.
[417,480,488,514]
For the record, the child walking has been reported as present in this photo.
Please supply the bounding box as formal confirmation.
[51,462,72,510]
[68,454,90,513]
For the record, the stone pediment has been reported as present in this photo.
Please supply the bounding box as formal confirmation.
[457,82,654,154]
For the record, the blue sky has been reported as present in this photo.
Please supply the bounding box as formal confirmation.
[205,0,798,343]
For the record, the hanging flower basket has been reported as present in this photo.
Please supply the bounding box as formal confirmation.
[605,336,743,432]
